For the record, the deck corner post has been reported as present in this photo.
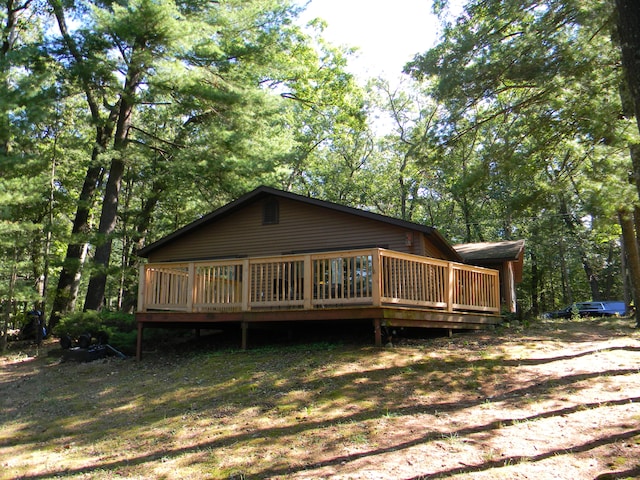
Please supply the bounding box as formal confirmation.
[241,321,248,350]
[303,255,313,309]
[373,318,382,347]
[242,259,251,311]
[187,262,195,312]
[138,264,146,312]
[371,249,382,307]
[136,322,144,361]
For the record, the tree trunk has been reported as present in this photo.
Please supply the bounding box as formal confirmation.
[84,66,142,311]
[530,250,539,316]
[615,0,640,325]
[618,210,640,326]
[1,252,18,353]
[559,238,572,305]
[559,198,600,300]
[49,164,104,327]
[83,157,126,310]
[616,0,640,135]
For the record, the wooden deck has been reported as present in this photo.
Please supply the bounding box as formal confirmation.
[136,248,502,359]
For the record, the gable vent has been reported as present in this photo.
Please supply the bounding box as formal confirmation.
[262,198,279,225]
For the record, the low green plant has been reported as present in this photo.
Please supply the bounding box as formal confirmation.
[570,304,581,321]
[54,311,104,339]
[54,310,137,352]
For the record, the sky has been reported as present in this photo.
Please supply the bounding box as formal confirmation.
[296,0,448,81]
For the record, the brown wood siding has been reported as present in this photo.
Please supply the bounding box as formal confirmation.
[148,197,447,263]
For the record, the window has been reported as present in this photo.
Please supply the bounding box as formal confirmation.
[262,198,279,224]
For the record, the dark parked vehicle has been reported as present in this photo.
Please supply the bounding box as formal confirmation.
[543,301,627,319]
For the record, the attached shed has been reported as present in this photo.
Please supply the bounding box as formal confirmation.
[454,240,525,313]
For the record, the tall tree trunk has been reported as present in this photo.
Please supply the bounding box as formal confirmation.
[618,210,640,326]
[616,0,640,136]
[559,198,600,300]
[83,161,126,311]
[559,237,572,305]
[84,66,142,311]
[621,235,632,310]
[530,251,539,316]
[38,147,57,321]
[49,163,104,327]
[615,0,640,325]
[1,251,18,353]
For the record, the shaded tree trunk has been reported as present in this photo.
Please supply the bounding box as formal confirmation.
[530,251,539,316]
[616,0,640,136]
[49,164,104,327]
[559,237,572,305]
[615,0,640,325]
[619,210,640,326]
[559,198,600,300]
[84,65,142,311]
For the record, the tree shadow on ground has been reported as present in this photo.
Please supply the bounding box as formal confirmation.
[8,359,640,478]
[3,317,639,479]
[402,429,640,480]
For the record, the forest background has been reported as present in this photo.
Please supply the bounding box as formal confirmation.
[2,0,640,340]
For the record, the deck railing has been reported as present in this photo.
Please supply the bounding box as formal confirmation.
[138,248,500,315]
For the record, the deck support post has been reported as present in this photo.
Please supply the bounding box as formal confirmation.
[137,265,146,312]
[373,319,382,347]
[241,321,248,350]
[448,328,453,338]
[136,323,144,361]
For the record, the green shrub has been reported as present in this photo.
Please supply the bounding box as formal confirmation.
[54,311,104,339]
[100,310,136,332]
[54,310,137,353]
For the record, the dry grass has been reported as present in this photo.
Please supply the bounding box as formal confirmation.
[1,317,640,479]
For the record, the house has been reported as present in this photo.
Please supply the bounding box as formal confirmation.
[135,186,511,359]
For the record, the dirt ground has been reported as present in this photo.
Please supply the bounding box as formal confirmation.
[1,316,640,480]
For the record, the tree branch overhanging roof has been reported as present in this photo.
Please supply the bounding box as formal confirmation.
[137,185,462,260]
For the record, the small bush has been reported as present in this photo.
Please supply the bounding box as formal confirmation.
[100,310,136,333]
[54,310,137,353]
[54,311,104,339]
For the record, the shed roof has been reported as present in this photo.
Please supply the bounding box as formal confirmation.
[453,239,525,263]
[138,185,462,260]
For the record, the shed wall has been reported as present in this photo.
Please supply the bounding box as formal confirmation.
[147,196,447,262]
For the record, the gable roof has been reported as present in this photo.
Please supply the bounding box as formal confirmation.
[138,185,461,260]
[453,239,525,263]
